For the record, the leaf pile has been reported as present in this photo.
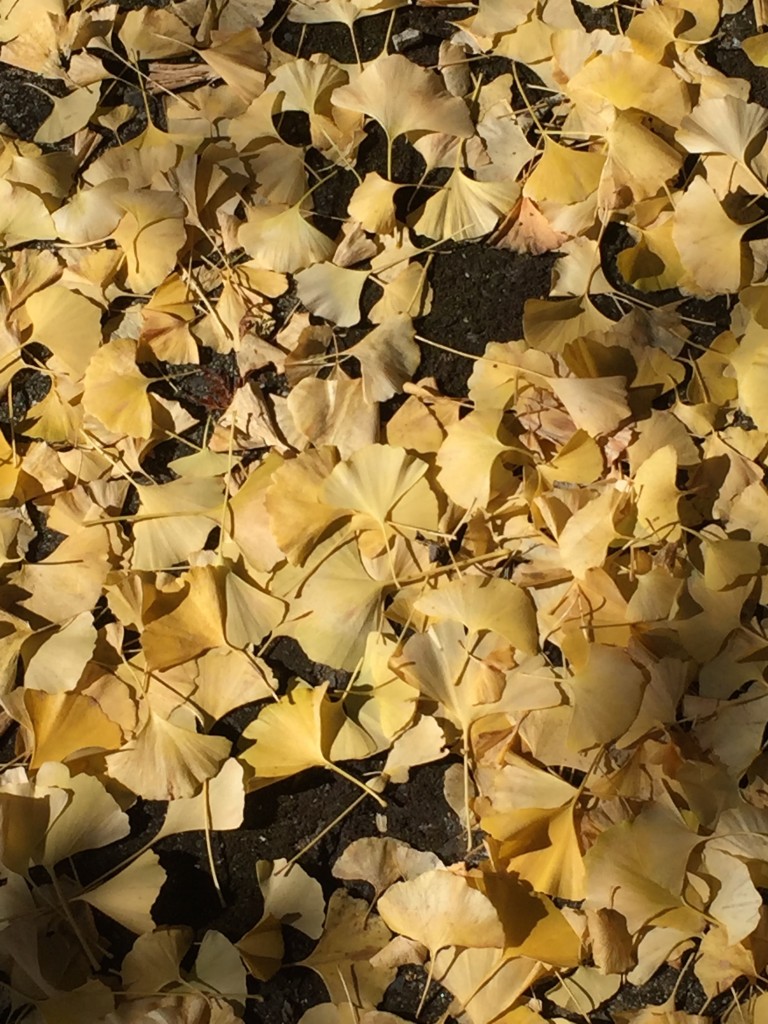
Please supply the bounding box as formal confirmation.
[1,0,768,1021]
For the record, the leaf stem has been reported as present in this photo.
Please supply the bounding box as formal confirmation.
[329,762,387,807]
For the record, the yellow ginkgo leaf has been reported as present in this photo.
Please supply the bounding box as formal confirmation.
[241,680,381,801]
[348,172,399,235]
[113,191,187,294]
[155,758,245,842]
[0,179,56,245]
[121,927,192,994]
[78,850,166,934]
[34,82,101,144]
[377,869,504,957]
[239,202,336,273]
[240,681,342,779]
[83,338,153,438]
[199,28,267,104]
[345,315,420,403]
[131,478,225,572]
[672,176,751,296]
[106,709,231,800]
[35,761,129,868]
[295,262,369,326]
[585,804,702,933]
[15,689,123,769]
[52,178,128,245]
[331,54,473,147]
[413,575,538,654]
[289,0,406,25]
[321,442,439,550]
[26,284,102,378]
[413,169,520,242]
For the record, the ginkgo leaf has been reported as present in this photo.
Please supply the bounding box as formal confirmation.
[701,846,761,946]
[566,50,691,126]
[555,487,625,580]
[677,94,768,168]
[15,689,123,769]
[131,479,225,571]
[155,757,245,841]
[120,7,194,59]
[564,642,645,750]
[333,837,442,900]
[78,850,166,934]
[26,284,102,379]
[348,172,400,234]
[585,804,703,933]
[199,28,267,104]
[672,176,751,295]
[24,610,96,693]
[192,930,248,1006]
[240,681,343,780]
[321,443,439,550]
[742,32,768,66]
[52,178,128,244]
[237,914,284,982]
[413,169,520,242]
[83,338,153,438]
[295,262,369,326]
[35,761,129,867]
[413,576,538,654]
[548,375,630,436]
[433,946,544,1024]
[106,710,231,800]
[113,191,187,294]
[377,870,504,956]
[0,179,56,245]
[239,202,336,273]
[331,54,473,145]
[298,888,393,1006]
[345,315,420,403]
[289,0,406,25]
[437,407,527,509]
[121,927,192,993]
[256,859,325,939]
[34,82,101,144]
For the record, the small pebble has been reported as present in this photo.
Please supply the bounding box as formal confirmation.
[392,28,424,52]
